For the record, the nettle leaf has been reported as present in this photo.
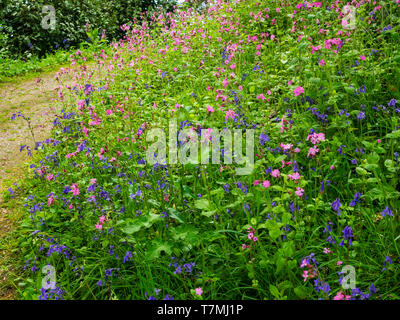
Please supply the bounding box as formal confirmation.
[384,159,396,173]
[194,198,210,210]
[146,240,172,261]
[171,225,200,245]
[385,130,400,139]
[121,213,162,235]
[167,208,185,224]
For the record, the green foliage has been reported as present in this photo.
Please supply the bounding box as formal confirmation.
[0,0,176,58]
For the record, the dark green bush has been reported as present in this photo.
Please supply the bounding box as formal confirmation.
[0,0,176,58]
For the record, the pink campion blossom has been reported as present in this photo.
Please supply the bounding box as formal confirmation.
[360,55,366,61]
[271,169,280,178]
[337,261,343,266]
[68,204,73,210]
[242,244,250,250]
[77,100,85,110]
[288,80,293,85]
[48,195,55,206]
[294,147,300,153]
[257,94,266,100]
[262,180,271,188]
[319,59,326,66]
[82,127,89,137]
[311,45,321,54]
[95,223,103,230]
[71,183,80,196]
[288,172,301,181]
[253,236,258,242]
[276,7,281,12]
[253,180,261,186]
[225,109,237,120]
[207,105,214,113]
[90,179,97,185]
[302,270,309,282]
[293,86,305,96]
[307,146,319,157]
[295,187,304,197]
[222,78,229,88]
[306,132,325,145]
[248,232,254,240]
[46,174,54,181]
[377,139,381,143]
[195,287,203,296]
[99,215,106,223]
[323,248,333,254]
[281,159,292,168]
[333,291,351,300]
[330,165,335,170]
[280,143,293,151]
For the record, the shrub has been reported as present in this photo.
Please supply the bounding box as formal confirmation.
[0,0,176,58]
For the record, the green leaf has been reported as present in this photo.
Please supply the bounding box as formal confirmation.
[194,198,211,210]
[146,240,172,261]
[269,285,280,299]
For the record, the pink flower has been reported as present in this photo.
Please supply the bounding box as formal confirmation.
[253,236,258,242]
[271,169,280,178]
[90,179,97,185]
[280,143,293,151]
[225,109,237,120]
[333,291,351,300]
[330,165,335,170]
[337,261,343,266]
[46,174,54,181]
[95,223,103,230]
[323,248,333,254]
[257,94,266,100]
[377,139,381,143]
[71,183,80,196]
[319,59,326,66]
[222,78,229,88]
[262,180,271,188]
[48,195,55,206]
[288,172,301,181]
[99,215,107,223]
[293,86,304,96]
[242,244,249,250]
[306,132,325,145]
[288,80,293,85]
[207,105,214,113]
[307,146,319,157]
[302,270,309,282]
[360,55,366,61]
[253,180,261,186]
[295,187,304,197]
[195,287,203,296]
[248,232,254,240]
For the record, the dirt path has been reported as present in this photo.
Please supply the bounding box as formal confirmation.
[0,65,82,299]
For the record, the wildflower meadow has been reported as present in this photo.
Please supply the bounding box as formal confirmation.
[1,0,400,301]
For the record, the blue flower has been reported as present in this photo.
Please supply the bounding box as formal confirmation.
[381,206,393,217]
[331,198,341,215]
